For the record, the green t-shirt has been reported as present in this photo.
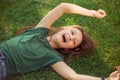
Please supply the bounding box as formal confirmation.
[0,27,63,75]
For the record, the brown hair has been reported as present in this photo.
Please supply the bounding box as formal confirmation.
[16,25,94,56]
[49,25,95,56]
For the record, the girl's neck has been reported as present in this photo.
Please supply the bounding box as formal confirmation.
[47,36,57,49]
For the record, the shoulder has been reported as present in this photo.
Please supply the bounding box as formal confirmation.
[20,27,49,36]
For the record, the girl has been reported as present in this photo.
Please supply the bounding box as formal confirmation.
[0,2,119,80]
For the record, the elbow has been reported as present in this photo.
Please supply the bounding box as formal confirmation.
[59,3,65,8]
[59,3,72,13]
[59,3,67,12]
[59,2,67,8]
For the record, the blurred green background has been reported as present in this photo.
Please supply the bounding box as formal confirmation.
[0,0,120,80]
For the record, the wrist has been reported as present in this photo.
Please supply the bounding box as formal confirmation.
[90,10,97,17]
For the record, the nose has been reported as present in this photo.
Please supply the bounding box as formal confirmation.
[69,35,75,40]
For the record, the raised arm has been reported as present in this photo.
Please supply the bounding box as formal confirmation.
[50,61,104,80]
[35,3,106,28]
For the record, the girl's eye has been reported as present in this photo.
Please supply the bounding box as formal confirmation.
[71,30,74,35]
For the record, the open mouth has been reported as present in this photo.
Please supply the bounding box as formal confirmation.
[62,34,66,42]
[62,34,67,42]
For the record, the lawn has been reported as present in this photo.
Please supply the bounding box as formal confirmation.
[0,0,120,80]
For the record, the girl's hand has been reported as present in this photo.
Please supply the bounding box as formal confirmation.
[108,71,120,80]
[116,66,120,73]
[91,9,106,18]
[108,66,120,80]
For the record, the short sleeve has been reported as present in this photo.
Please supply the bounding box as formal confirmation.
[44,50,64,67]
[49,52,64,65]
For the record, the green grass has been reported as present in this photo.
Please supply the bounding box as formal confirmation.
[0,0,120,80]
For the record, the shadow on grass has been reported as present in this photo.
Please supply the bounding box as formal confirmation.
[0,0,43,42]
[65,48,113,77]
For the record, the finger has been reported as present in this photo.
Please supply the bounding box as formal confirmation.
[99,10,106,16]
[98,10,104,15]
[98,9,106,16]
[115,72,120,80]
[116,66,120,73]
[110,71,118,77]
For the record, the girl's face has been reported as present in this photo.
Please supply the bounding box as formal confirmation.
[50,27,83,49]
